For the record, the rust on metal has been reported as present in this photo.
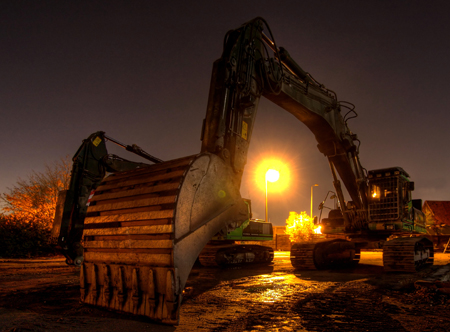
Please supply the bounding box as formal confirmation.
[80,153,248,324]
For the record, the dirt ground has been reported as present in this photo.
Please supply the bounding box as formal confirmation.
[1,252,450,332]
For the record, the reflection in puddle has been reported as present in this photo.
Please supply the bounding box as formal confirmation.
[228,273,309,303]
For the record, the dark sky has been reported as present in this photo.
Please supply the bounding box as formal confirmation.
[1,1,450,225]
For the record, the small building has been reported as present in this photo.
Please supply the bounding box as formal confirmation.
[422,200,450,250]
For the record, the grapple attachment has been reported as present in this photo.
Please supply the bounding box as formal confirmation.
[80,153,247,324]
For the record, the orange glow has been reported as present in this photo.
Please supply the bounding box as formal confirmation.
[255,159,290,193]
[313,225,322,234]
[285,211,316,242]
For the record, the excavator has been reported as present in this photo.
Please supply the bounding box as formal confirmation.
[52,17,433,324]
[296,167,431,271]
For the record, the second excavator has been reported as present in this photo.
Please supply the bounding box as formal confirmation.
[53,17,433,324]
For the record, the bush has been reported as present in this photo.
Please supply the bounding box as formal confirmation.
[0,158,69,258]
[0,214,57,258]
[285,211,317,243]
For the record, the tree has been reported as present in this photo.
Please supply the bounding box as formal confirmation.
[285,211,318,242]
[1,157,71,228]
[0,157,71,257]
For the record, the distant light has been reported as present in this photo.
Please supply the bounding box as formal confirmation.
[255,159,291,193]
[266,169,279,182]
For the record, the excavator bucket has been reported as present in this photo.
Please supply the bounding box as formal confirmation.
[79,153,248,324]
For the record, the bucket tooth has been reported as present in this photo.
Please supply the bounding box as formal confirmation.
[80,264,86,301]
[155,294,164,321]
[81,154,248,324]
[91,264,98,303]
[116,266,125,309]
[102,265,111,305]
[145,269,156,316]
[163,269,178,320]
[131,268,140,314]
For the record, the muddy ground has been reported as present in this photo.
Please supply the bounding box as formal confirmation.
[1,252,450,332]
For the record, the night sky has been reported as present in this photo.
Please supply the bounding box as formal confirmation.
[1,1,450,226]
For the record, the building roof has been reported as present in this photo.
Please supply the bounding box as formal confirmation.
[423,201,450,225]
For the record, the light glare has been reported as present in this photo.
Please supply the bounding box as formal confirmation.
[266,169,279,182]
[255,159,291,193]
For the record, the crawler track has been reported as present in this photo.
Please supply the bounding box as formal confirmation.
[199,244,274,267]
[290,239,360,270]
[383,236,434,273]
[290,241,318,270]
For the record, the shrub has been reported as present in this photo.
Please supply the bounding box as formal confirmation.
[0,158,70,258]
[285,211,317,242]
[0,214,57,258]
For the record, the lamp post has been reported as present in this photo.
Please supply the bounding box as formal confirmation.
[265,169,279,223]
[311,184,318,218]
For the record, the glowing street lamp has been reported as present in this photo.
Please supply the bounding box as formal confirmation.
[265,169,280,223]
[311,184,318,218]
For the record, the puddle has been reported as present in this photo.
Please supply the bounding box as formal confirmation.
[224,273,311,303]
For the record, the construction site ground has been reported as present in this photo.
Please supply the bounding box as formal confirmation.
[1,251,450,332]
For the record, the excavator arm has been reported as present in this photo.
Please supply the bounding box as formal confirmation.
[201,17,368,229]
[52,131,161,265]
[262,39,369,227]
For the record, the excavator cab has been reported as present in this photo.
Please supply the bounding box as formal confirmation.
[320,209,346,234]
[367,167,426,234]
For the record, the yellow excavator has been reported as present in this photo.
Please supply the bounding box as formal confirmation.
[53,17,433,324]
